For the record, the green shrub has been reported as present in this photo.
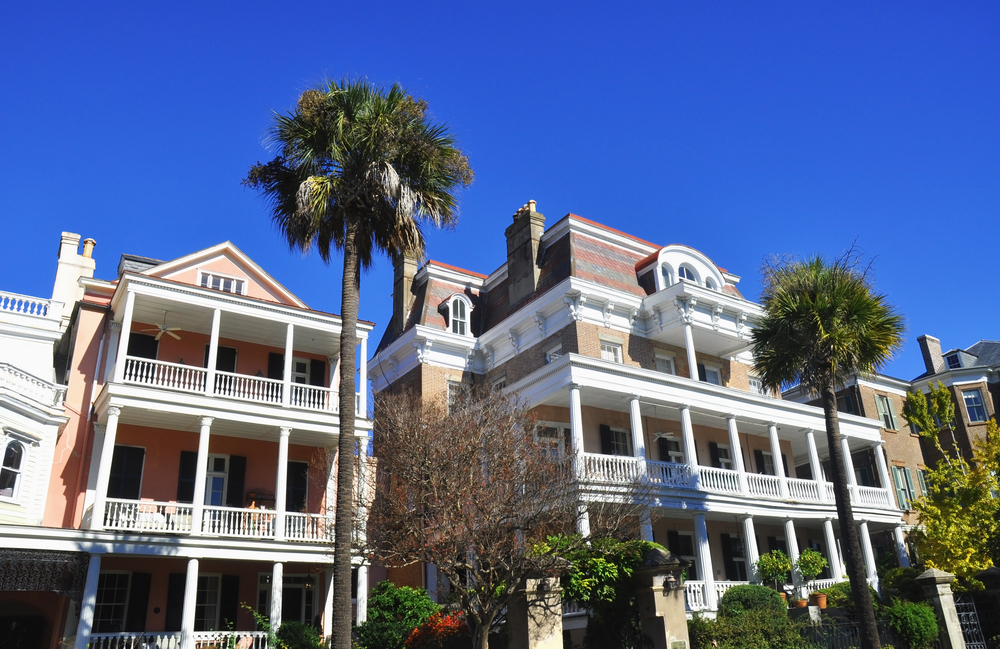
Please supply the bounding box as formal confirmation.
[883,601,938,649]
[756,550,792,590]
[355,581,441,649]
[882,567,926,603]
[276,621,323,649]
[687,609,804,649]
[718,584,786,618]
[795,548,829,582]
[819,580,882,617]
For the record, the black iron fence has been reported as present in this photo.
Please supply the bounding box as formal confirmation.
[800,620,902,649]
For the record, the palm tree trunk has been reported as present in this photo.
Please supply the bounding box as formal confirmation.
[821,381,881,649]
[332,214,361,649]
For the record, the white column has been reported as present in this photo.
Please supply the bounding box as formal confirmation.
[842,437,858,502]
[426,564,439,602]
[823,518,843,580]
[73,553,103,649]
[180,558,199,649]
[576,502,591,537]
[741,516,760,582]
[874,443,894,502]
[359,336,368,417]
[628,395,646,461]
[275,427,291,541]
[282,323,294,407]
[726,415,748,494]
[190,416,213,536]
[205,308,221,396]
[805,429,826,499]
[270,562,283,632]
[105,322,122,383]
[640,509,654,542]
[893,526,911,568]
[680,405,700,487]
[91,405,122,531]
[323,569,334,638]
[694,514,716,609]
[768,422,788,498]
[858,521,878,581]
[684,323,698,380]
[355,564,369,624]
[112,291,136,383]
[784,519,801,595]
[569,384,585,474]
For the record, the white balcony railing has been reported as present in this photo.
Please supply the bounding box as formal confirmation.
[746,472,782,499]
[853,485,892,508]
[201,505,276,538]
[582,454,644,483]
[806,578,841,592]
[103,499,193,533]
[291,383,336,411]
[562,600,587,617]
[685,580,709,611]
[89,631,270,649]
[0,290,55,318]
[285,512,334,542]
[787,477,822,501]
[715,580,750,601]
[124,358,207,393]
[214,370,283,404]
[0,363,65,406]
[646,460,692,488]
[700,466,741,494]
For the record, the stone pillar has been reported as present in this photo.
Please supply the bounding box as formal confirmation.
[916,568,965,649]
[508,568,566,649]
[742,516,760,583]
[73,553,103,649]
[569,384,589,536]
[190,416,213,536]
[684,323,698,381]
[842,437,858,501]
[90,405,122,531]
[694,514,716,610]
[275,427,291,541]
[726,415,748,494]
[633,548,690,649]
[640,509,654,543]
[680,405,699,487]
[270,562,284,632]
[180,558,199,649]
[282,324,294,407]
[823,519,843,580]
[893,526,911,568]
[768,422,788,498]
[874,442,894,502]
[205,308,221,396]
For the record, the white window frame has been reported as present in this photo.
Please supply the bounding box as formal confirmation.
[0,439,25,502]
[600,341,623,364]
[290,357,311,385]
[699,363,721,386]
[195,573,222,631]
[204,455,228,507]
[491,374,506,392]
[446,380,467,414]
[748,375,767,396]
[946,353,962,369]
[705,278,717,290]
[545,343,562,364]
[654,353,675,375]
[761,451,776,476]
[608,427,632,456]
[446,295,472,337]
[199,271,247,296]
[535,422,570,457]
[94,571,132,633]
[655,434,685,463]
[678,265,699,284]
[716,444,734,470]
[257,573,316,625]
[673,531,698,580]
[963,388,988,423]
[659,264,675,290]
[729,534,748,581]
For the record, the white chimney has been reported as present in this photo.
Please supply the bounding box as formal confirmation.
[51,232,96,330]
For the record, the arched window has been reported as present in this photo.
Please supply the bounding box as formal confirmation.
[705,278,717,290]
[0,441,24,499]
[660,265,674,289]
[449,296,470,336]
[678,265,698,283]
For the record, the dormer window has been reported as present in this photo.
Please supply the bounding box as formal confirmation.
[200,272,246,295]
[946,353,961,369]
[678,265,698,283]
[660,265,674,288]
[445,295,471,336]
[705,278,717,290]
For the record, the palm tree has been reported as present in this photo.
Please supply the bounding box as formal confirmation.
[751,254,903,649]
[244,78,472,649]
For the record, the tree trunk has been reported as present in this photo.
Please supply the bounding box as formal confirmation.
[821,381,881,649]
[332,215,361,649]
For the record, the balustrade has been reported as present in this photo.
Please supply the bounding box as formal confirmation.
[0,363,65,405]
[685,580,708,611]
[582,453,643,483]
[89,631,270,649]
[807,578,841,592]
[0,290,53,318]
[214,370,282,404]
[645,460,692,488]
[103,499,193,533]
[699,466,741,494]
[715,581,749,600]
[201,505,275,538]
[123,358,206,393]
[746,473,782,499]
[853,485,892,508]
[291,383,335,411]
[786,477,822,502]
[285,512,335,542]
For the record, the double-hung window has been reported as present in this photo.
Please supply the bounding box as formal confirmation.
[600,425,632,456]
[448,296,470,336]
[963,389,988,423]
[837,394,857,415]
[0,440,24,500]
[195,575,221,631]
[748,375,767,396]
[600,342,623,364]
[657,437,685,463]
[717,445,734,470]
[697,363,721,386]
[875,395,898,430]
[94,572,131,632]
[655,354,675,375]
[545,344,562,364]
[892,466,918,510]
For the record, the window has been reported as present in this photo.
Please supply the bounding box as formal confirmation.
[1,440,24,500]
[286,461,308,512]
[195,575,221,631]
[875,395,898,430]
[200,272,245,295]
[107,445,145,500]
[491,375,506,392]
[660,265,674,288]
[760,451,776,476]
[963,389,988,423]
[655,354,675,375]
[536,425,570,457]
[291,358,310,384]
[855,466,872,487]
[545,344,562,364]
[447,381,467,413]
[705,278,717,290]
[946,354,962,369]
[697,363,721,385]
[717,445,733,470]
[126,333,159,360]
[917,469,928,495]
[257,573,316,625]
[448,296,470,336]
[892,466,918,510]
[748,375,767,396]
[837,393,857,415]
[204,456,228,506]
[678,265,697,282]
[600,342,623,364]
[599,425,632,456]
[94,572,130,632]
[657,437,684,463]
[670,532,698,580]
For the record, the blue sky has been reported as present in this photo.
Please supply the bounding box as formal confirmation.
[2,2,998,381]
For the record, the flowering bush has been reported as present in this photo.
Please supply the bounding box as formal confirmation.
[404,612,469,649]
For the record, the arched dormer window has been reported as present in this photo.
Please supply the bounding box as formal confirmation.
[678,265,699,283]
[0,440,24,500]
[705,278,717,290]
[443,295,472,336]
[660,264,674,289]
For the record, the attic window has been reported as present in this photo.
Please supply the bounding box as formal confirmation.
[946,353,961,369]
[200,272,246,295]
[443,295,472,337]
[678,265,698,283]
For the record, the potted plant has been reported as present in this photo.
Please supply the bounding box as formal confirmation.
[795,548,829,607]
[791,598,808,608]
[755,550,792,602]
[809,591,828,609]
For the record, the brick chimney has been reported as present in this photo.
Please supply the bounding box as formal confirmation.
[392,250,419,338]
[917,335,945,375]
[505,200,544,309]
[51,232,96,330]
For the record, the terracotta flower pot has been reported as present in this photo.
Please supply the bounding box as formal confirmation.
[792,599,808,608]
[779,592,787,604]
[809,592,828,609]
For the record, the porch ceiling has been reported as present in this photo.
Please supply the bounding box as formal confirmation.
[115,406,339,447]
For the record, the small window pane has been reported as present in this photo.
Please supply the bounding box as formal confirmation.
[963,389,987,423]
[600,343,623,364]
[946,354,961,369]
[655,357,674,374]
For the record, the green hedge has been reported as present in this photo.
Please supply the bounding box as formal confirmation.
[883,601,938,649]
[718,584,786,618]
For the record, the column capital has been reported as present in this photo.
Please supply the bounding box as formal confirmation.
[109,321,122,333]
[740,514,754,522]
[279,427,292,437]
[107,405,122,418]
[628,394,641,403]
[93,424,106,435]
[568,383,580,392]
[767,421,778,429]
[327,354,339,365]
[199,416,214,428]
[679,403,691,411]
[726,413,737,421]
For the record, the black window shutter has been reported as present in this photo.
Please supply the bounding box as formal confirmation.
[177,451,198,504]
[754,450,766,474]
[165,573,186,631]
[226,455,247,508]
[108,446,145,500]
[124,572,152,631]
[709,442,721,468]
[796,463,812,480]
[286,461,308,512]
[781,454,789,478]
[127,333,159,360]
[721,533,736,581]
[220,575,240,629]
[205,345,238,373]
[309,359,326,387]
[267,353,284,380]
[599,425,613,455]
[667,530,680,554]
[658,438,671,462]
[697,363,707,382]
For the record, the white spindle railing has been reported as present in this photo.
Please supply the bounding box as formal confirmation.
[806,578,840,592]
[715,580,749,600]
[746,473,782,499]
[201,506,275,538]
[291,384,336,411]
[213,370,282,404]
[853,485,892,508]
[699,467,741,494]
[0,363,65,405]
[103,499,193,533]
[89,633,182,649]
[582,453,643,483]
[562,600,586,616]
[825,483,836,501]
[645,460,692,488]
[685,580,708,611]
[285,512,334,542]
[786,477,821,502]
[194,631,270,648]
[123,357,207,393]
[0,290,54,318]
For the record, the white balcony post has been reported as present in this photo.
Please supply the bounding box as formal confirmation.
[91,405,122,531]
[858,521,878,582]
[356,564,369,624]
[684,322,698,380]
[569,384,585,476]
[190,416,213,536]
[275,427,291,541]
[105,322,122,383]
[640,509,654,542]
[282,323,294,407]
[180,558,199,649]
[628,395,646,462]
[741,516,760,583]
[680,404,699,488]
[893,526,911,568]
[823,518,843,580]
[784,519,802,595]
[694,514,716,610]
[205,308,221,396]
[805,429,826,500]
[323,568,334,638]
[359,336,368,417]
[73,553,103,649]
[842,437,858,502]
[112,291,136,383]
[874,442,894,504]
[726,415,748,495]
[270,562,283,632]
[768,422,789,498]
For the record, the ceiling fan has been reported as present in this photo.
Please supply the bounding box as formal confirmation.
[142,312,183,341]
